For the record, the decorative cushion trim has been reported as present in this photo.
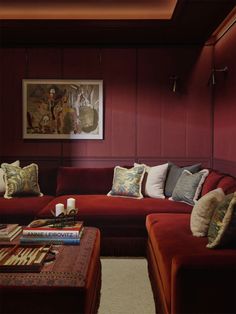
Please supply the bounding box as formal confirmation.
[107,165,145,199]
[1,163,43,199]
[0,160,20,194]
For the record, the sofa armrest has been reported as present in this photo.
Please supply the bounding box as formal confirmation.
[171,254,236,314]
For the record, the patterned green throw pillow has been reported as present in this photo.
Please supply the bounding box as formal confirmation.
[1,163,43,199]
[207,192,236,248]
[107,166,145,199]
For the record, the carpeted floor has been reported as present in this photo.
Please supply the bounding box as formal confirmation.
[98,257,156,314]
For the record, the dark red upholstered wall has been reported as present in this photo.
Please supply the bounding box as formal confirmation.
[213,23,236,176]
[0,46,212,168]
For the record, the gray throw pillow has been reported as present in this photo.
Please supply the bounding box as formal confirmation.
[171,169,209,205]
[164,162,201,197]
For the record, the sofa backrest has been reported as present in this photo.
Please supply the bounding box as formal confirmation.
[38,165,236,197]
[201,169,236,196]
[38,167,58,195]
[56,167,114,196]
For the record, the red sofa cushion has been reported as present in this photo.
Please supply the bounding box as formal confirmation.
[146,213,236,314]
[201,170,224,196]
[38,195,192,238]
[0,195,54,225]
[217,175,236,194]
[56,167,114,196]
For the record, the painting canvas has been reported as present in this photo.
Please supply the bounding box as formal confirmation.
[23,79,103,139]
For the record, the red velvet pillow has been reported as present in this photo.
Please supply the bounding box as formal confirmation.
[217,176,236,194]
[56,167,114,196]
[201,170,224,196]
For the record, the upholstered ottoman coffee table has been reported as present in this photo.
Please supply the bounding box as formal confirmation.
[0,227,101,314]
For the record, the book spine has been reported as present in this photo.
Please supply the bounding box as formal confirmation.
[22,230,80,238]
[20,236,80,245]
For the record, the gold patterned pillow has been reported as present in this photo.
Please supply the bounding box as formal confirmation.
[207,192,236,249]
[1,163,43,199]
[107,166,145,199]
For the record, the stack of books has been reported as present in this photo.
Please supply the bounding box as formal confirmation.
[20,221,84,245]
[0,224,22,242]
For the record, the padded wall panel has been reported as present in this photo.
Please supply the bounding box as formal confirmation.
[1,49,25,156]
[0,46,212,167]
[0,49,3,157]
[103,49,136,158]
[62,48,136,159]
[27,48,62,78]
[160,47,191,158]
[185,46,212,158]
[62,48,106,158]
[1,48,62,157]
[62,48,102,79]
[137,49,162,157]
[214,24,236,163]
[137,47,212,161]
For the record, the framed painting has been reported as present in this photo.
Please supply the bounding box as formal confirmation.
[22,79,103,139]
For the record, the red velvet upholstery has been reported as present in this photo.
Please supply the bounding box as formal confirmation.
[39,195,192,222]
[201,170,224,195]
[38,167,58,195]
[38,195,192,255]
[146,214,236,314]
[56,167,114,196]
[38,195,192,236]
[0,196,54,225]
[1,166,236,256]
[217,175,236,194]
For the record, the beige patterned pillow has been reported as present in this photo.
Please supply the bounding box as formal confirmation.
[190,188,225,237]
[0,160,20,194]
[107,165,145,199]
[1,163,43,199]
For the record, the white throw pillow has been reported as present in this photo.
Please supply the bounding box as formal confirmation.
[0,160,20,194]
[191,188,225,237]
[134,163,168,198]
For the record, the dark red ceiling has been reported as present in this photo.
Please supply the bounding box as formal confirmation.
[0,0,235,46]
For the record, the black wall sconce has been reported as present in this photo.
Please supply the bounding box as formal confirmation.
[208,66,228,86]
[169,75,179,92]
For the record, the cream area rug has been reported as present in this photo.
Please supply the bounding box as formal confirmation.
[98,257,155,314]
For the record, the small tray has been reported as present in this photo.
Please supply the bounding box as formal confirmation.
[0,244,51,272]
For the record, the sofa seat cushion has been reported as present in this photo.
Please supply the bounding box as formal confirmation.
[0,195,54,225]
[146,213,236,312]
[38,195,192,237]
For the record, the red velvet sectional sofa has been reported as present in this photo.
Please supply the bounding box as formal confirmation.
[0,166,193,255]
[1,165,236,314]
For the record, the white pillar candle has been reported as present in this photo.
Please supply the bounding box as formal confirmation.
[67,198,76,210]
[55,203,65,217]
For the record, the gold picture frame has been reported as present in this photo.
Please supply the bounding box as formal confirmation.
[23,79,103,139]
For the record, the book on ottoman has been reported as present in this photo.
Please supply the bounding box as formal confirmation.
[20,220,84,245]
